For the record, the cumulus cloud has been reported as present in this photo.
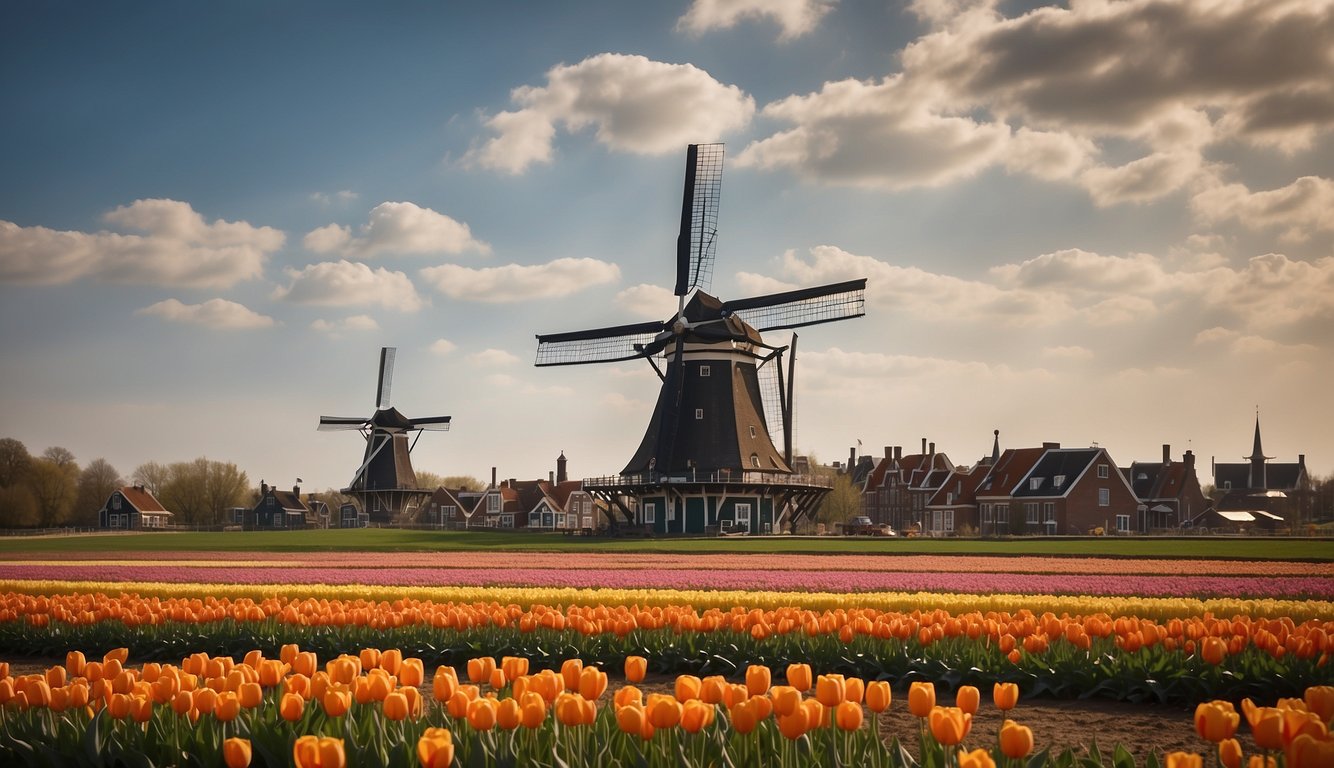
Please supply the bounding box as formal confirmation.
[273,260,425,312]
[740,0,1334,202]
[0,199,282,288]
[310,315,379,336]
[429,339,457,356]
[677,0,835,40]
[420,257,620,302]
[468,53,754,174]
[1191,176,1334,242]
[304,201,490,257]
[1194,327,1318,356]
[614,283,678,319]
[469,349,521,367]
[135,298,275,330]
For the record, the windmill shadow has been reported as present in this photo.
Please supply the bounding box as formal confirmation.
[535,144,866,535]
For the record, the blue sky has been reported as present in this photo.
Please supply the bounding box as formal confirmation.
[3,0,1331,493]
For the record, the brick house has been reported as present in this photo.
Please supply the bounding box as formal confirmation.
[860,440,954,532]
[1123,445,1208,531]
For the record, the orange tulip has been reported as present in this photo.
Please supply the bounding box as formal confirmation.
[359,648,380,671]
[1219,738,1243,768]
[866,680,892,713]
[400,658,424,688]
[778,708,810,740]
[237,681,262,709]
[579,666,608,701]
[624,656,647,683]
[700,676,727,705]
[560,659,583,691]
[1252,708,1286,751]
[1000,719,1034,759]
[786,663,812,692]
[771,685,802,717]
[929,706,972,745]
[993,682,1019,712]
[844,677,865,705]
[433,666,458,702]
[131,695,153,724]
[223,737,252,768]
[1164,752,1203,768]
[1304,685,1334,724]
[1201,636,1228,665]
[292,652,318,679]
[835,701,863,731]
[104,647,129,664]
[746,665,771,697]
[323,687,351,717]
[496,697,522,730]
[280,692,305,722]
[732,698,761,734]
[467,697,498,730]
[171,689,193,716]
[416,728,454,768]
[292,735,345,768]
[647,693,682,728]
[488,668,507,691]
[521,693,547,729]
[956,685,980,715]
[214,692,240,722]
[1288,732,1334,768]
[1195,701,1240,742]
[384,691,411,721]
[675,675,702,703]
[815,674,846,708]
[65,650,86,678]
[909,682,936,718]
[958,748,996,768]
[681,699,715,733]
[467,656,496,684]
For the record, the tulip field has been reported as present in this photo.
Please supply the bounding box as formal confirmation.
[1,537,1331,766]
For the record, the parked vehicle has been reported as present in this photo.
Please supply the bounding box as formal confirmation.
[841,516,897,536]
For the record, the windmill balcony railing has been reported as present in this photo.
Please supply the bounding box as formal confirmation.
[581,469,833,489]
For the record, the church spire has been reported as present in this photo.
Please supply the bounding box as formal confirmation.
[1246,410,1272,489]
[991,429,1000,463]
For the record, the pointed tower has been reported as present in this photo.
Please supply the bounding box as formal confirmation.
[1245,413,1273,490]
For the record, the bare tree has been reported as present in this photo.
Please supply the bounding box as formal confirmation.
[74,458,123,526]
[27,457,80,526]
[205,461,249,525]
[442,475,486,492]
[132,461,171,496]
[42,446,77,468]
[159,459,211,525]
[0,438,31,487]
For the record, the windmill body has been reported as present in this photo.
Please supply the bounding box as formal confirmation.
[318,347,450,525]
[536,144,866,534]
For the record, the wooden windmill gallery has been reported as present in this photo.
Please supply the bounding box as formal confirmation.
[535,144,867,535]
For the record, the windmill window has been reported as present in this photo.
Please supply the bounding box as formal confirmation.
[749,426,757,438]
[750,454,760,468]
[699,366,711,377]
[695,409,704,420]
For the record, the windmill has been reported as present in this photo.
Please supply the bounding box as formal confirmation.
[318,347,450,525]
[535,144,866,534]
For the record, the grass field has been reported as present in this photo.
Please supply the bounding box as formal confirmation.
[1,528,1331,559]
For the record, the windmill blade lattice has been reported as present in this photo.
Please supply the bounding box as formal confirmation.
[409,416,452,432]
[376,347,396,409]
[674,143,724,297]
[534,320,668,367]
[317,416,370,431]
[723,279,867,333]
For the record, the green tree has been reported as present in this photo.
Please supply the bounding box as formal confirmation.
[205,461,249,526]
[159,458,250,526]
[131,461,170,496]
[74,458,123,526]
[0,437,31,487]
[27,456,80,526]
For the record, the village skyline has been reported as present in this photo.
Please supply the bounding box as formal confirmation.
[2,1,1332,493]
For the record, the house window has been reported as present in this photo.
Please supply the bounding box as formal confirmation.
[699,366,711,377]
[112,496,122,510]
[980,504,993,523]
[1098,488,1110,506]
[695,408,704,420]
[1029,478,1042,491]
[1053,475,1065,488]
[944,510,954,532]
[643,503,656,524]
[557,514,566,528]
[1115,514,1130,533]
[1026,503,1040,524]
[487,495,500,513]
[1043,503,1056,522]
[1097,464,1109,479]
[735,503,752,529]
[501,515,514,528]
[582,516,592,529]
[1223,481,1231,490]
[443,505,457,520]
[996,505,1009,523]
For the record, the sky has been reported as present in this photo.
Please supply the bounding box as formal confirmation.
[2,0,1332,495]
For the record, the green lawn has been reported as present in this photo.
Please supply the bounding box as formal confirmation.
[1,529,1331,560]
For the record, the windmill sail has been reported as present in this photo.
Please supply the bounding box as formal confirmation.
[375,347,396,409]
[674,143,724,297]
[723,279,867,333]
[535,320,668,367]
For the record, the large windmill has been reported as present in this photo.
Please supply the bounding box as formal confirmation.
[318,347,450,525]
[535,144,866,534]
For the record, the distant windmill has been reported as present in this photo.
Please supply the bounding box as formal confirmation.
[318,347,450,524]
[535,144,866,533]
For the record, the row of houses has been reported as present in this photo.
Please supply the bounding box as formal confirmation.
[848,418,1309,535]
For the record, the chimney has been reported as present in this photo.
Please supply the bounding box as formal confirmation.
[491,467,497,489]
[293,483,300,498]
[1185,450,1195,470]
[1042,442,1060,450]
[929,441,935,457]
[557,451,568,484]
[1299,454,1306,467]
[261,480,269,495]
[851,447,857,468]
[921,438,927,454]
[548,471,555,484]
[895,446,902,461]
[884,446,892,460]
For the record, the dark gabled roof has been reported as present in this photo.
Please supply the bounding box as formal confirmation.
[1267,463,1307,489]
[1011,448,1101,498]
[267,489,310,513]
[1128,461,1192,501]
[926,465,986,508]
[1214,461,1306,491]
[976,447,1046,497]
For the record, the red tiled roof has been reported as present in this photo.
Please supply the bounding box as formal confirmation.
[976,448,1046,497]
[119,486,168,513]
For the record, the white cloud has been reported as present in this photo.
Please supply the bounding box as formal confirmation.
[468,53,754,174]
[1191,176,1334,242]
[420,257,620,302]
[991,249,1174,295]
[0,199,282,288]
[273,260,425,312]
[470,349,521,367]
[310,190,359,205]
[304,201,490,257]
[136,298,275,330]
[1194,327,1317,356]
[614,283,678,319]
[1042,345,1094,361]
[1078,151,1205,206]
[677,0,835,40]
[429,339,458,356]
[310,314,379,335]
